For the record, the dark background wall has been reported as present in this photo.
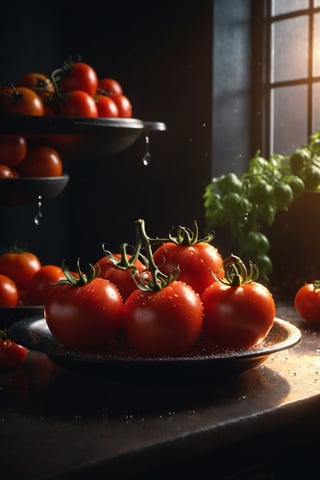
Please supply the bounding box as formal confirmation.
[0,1,252,267]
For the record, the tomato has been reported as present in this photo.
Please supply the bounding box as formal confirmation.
[95,94,119,118]
[45,262,124,351]
[0,250,41,290]
[153,224,224,295]
[55,61,98,96]
[0,86,44,116]
[58,90,98,117]
[95,251,147,301]
[0,274,19,307]
[201,255,275,349]
[0,330,28,369]
[0,135,27,167]
[294,282,320,325]
[16,72,55,101]
[26,264,65,306]
[110,93,132,118]
[0,164,15,178]
[98,78,123,95]
[18,145,63,177]
[124,280,203,357]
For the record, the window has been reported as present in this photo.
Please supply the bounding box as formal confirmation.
[262,0,320,156]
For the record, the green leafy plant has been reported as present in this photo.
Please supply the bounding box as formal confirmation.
[203,130,320,282]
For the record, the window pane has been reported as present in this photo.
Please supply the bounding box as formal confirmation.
[315,0,320,7]
[313,13,320,76]
[272,0,309,16]
[313,82,320,132]
[271,16,309,82]
[271,85,308,154]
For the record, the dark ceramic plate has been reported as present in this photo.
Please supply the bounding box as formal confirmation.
[8,317,301,380]
[0,306,44,328]
[0,175,69,205]
[0,116,167,160]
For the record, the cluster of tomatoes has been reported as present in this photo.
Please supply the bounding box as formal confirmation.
[0,57,132,119]
[0,250,67,369]
[0,250,65,307]
[40,220,277,358]
[0,136,63,178]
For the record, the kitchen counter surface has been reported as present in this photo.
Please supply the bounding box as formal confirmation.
[1,301,320,480]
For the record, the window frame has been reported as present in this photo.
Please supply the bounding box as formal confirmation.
[253,0,320,157]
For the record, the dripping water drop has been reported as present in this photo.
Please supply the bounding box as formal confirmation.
[142,135,151,166]
[34,195,43,226]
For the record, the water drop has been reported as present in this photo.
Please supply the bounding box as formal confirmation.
[34,195,43,226]
[143,135,151,166]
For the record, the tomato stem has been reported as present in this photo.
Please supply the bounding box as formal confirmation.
[168,220,214,246]
[217,254,259,286]
[133,219,179,291]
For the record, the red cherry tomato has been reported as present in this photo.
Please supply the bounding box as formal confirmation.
[294,282,320,325]
[45,264,124,351]
[110,93,132,118]
[0,250,41,290]
[201,256,275,349]
[17,145,63,177]
[95,94,119,118]
[56,61,98,96]
[124,281,203,357]
[0,274,19,307]
[95,252,147,301]
[26,265,65,306]
[0,135,27,167]
[0,86,44,116]
[98,78,123,95]
[0,331,28,369]
[58,90,98,117]
[153,225,224,295]
[0,164,15,178]
[16,72,55,101]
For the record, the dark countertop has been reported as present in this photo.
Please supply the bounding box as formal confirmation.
[1,302,320,480]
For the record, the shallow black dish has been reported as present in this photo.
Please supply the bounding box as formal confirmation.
[0,175,69,206]
[8,317,301,380]
[0,116,167,160]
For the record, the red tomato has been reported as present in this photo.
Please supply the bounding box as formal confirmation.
[95,253,147,301]
[26,264,65,306]
[56,61,98,96]
[58,90,98,117]
[110,93,132,118]
[95,94,119,118]
[0,251,41,290]
[0,331,28,369]
[98,78,123,95]
[201,257,275,349]
[0,135,27,167]
[153,236,224,295]
[18,145,63,177]
[0,274,19,307]
[294,282,320,325]
[16,72,55,101]
[45,274,124,351]
[0,86,44,116]
[0,164,15,178]
[124,281,203,357]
